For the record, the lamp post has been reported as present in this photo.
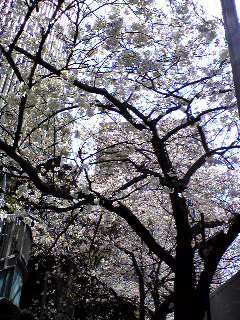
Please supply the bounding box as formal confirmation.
[220,0,240,118]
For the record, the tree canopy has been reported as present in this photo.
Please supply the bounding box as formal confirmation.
[0,0,239,319]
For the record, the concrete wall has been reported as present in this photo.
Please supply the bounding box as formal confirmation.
[209,271,240,320]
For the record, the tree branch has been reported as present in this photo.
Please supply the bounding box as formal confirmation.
[102,199,176,271]
[181,145,240,188]
[12,45,147,130]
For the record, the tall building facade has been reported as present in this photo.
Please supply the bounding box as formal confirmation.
[0,1,62,318]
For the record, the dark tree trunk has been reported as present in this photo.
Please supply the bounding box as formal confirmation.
[153,308,168,320]
[171,193,195,320]
[194,270,213,320]
[153,312,167,320]
[174,246,195,320]
[193,230,230,320]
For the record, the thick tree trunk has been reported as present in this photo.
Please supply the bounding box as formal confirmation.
[153,311,167,320]
[170,193,195,320]
[193,231,229,320]
[193,277,211,320]
[174,246,195,320]
[220,0,240,117]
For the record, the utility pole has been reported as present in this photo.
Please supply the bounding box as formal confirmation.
[220,0,240,118]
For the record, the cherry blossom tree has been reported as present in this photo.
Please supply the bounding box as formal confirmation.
[0,0,240,319]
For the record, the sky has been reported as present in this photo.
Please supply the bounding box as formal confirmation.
[201,0,240,19]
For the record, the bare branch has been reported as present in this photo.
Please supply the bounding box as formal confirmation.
[181,145,240,188]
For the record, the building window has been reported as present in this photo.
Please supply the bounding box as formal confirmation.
[9,267,23,306]
[0,268,14,300]
[0,218,32,306]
